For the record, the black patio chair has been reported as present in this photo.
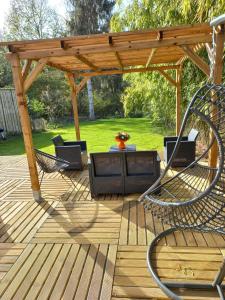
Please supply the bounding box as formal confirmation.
[139,84,225,300]
[164,128,199,167]
[35,149,75,187]
[52,135,87,170]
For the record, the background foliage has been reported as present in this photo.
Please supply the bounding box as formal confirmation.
[111,0,225,129]
[1,0,225,128]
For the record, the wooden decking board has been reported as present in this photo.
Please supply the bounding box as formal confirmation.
[0,155,224,299]
[0,201,58,243]
[113,245,223,299]
[32,200,123,244]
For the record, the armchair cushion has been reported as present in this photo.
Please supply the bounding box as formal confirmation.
[52,135,64,146]
[55,145,82,170]
[165,140,195,167]
[188,128,199,141]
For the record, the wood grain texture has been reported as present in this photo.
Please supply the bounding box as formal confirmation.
[0,155,224,299]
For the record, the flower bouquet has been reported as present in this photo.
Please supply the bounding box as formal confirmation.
[115,132,130,150]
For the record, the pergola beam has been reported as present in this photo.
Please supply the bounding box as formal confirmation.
[181,45,210,77]
[74,54,100,71]
[10,34,212,60]
[80,65,181,77]
[10,54,41,201]
[24,58,48,92]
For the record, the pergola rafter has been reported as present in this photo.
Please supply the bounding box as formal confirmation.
[0,21,224,201]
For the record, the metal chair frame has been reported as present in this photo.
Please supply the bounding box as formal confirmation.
[35,149,76,187]
[140,84,225,299]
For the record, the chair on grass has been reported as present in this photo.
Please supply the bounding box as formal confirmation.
[139,84,225,299]
[52,135,87,170]
[35,149,75,187]
[164,128,199,167]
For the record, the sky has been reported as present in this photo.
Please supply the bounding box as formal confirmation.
[0,0,67,31]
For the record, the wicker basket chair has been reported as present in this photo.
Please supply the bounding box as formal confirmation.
[35,149,75,187]
[139,84,225,299]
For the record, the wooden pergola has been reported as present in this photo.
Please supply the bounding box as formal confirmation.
[0,22,224,201]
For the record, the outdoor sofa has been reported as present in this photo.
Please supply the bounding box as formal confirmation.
[88,151,160,197]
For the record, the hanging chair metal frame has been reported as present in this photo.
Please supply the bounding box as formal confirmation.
[139,84,225,299]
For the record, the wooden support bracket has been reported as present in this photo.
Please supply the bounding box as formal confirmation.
[74,54,100,71]
[76,77,90,94]
[114,52,123,69]
[181,45,210,77]
[22,60,32,81]
[24,58,48,92]
[146,48,157,67]
[158,69,177,87]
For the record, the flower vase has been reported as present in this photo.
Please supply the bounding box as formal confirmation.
[118,140,126,150]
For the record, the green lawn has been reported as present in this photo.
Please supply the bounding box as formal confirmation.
[0,118,172,156]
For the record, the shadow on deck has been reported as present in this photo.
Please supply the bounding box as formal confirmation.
[0,155,224,299]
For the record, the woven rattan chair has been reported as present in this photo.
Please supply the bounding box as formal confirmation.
[139,84,225,299]
[35,149,75,187]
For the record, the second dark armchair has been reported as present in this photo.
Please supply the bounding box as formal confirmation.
[164,128,199,167]
[52,135,87,170]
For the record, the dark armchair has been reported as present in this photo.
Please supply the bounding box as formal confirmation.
[88,152,124,197]
[52,135,87,170]
[164,128,199,167]
[124,151,161,194]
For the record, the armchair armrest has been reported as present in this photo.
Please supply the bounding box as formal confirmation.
[164,136,188,146]
[64,140,87,151]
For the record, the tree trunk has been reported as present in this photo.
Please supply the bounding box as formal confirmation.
[87,78,95,120]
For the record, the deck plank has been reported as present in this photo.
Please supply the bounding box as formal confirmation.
[0,155,224,300]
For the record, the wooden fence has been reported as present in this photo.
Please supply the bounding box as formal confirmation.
[0,89,21,134]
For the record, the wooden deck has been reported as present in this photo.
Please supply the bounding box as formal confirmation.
[0,155,224,299]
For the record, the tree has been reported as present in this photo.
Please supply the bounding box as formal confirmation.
[4,0,65,40]
[66,0,116,120]
[2,0,70,123]
[0,49,12,88]
[111,0,225,129]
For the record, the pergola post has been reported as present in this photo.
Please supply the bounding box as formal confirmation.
[10,54,41,201]
[176,68,182,135]
[66,72,81,140]
[209,24,225,168]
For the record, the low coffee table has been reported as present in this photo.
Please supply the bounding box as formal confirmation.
[109,144,136,152]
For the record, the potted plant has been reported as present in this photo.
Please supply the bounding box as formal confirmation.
[115,132,130,150]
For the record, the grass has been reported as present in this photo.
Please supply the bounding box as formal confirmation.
[0,118,173,156]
